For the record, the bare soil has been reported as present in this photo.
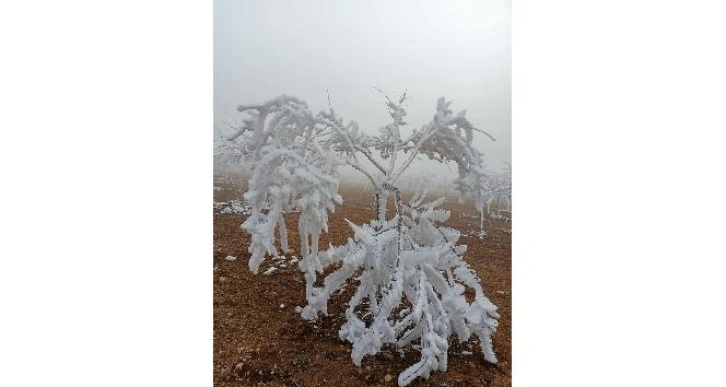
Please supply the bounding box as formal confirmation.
[213,179,511,387]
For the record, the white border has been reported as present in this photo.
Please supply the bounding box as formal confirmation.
[1,1,726,386]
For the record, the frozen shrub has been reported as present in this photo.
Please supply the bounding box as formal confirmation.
[225,92,500,386]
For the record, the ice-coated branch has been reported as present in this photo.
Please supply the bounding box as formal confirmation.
[354,145,388,175]
[391,126,436,184]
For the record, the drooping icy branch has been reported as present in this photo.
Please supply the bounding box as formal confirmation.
[301,194,499,386]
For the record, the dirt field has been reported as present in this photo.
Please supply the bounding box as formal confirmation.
[213,177,511,386]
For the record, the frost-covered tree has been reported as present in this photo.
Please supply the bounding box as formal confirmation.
[226,93,500,386]
[477,162,512,232]
[214,125,250,179]
[465,170,512,240]
[487,170,512,222]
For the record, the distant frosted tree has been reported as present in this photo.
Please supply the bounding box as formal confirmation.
[214,125,249,178]
[470,163,512,238]
[226,93,500,386]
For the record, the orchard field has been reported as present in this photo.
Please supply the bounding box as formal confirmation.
[213,176,511,386]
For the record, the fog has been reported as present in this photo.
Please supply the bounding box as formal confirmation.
[214,0,510,184]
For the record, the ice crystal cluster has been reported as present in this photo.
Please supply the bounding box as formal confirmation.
[224,92,500,386]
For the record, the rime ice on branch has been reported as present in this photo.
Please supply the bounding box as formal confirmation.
[228,92,500,386]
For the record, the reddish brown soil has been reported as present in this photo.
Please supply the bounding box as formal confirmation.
[214,179,511,387]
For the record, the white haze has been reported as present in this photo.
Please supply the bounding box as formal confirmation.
[214,0,511,184]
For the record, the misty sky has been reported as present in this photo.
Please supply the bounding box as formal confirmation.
[214,0,511,178]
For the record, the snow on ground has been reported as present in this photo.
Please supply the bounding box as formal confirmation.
[213,200,253,215]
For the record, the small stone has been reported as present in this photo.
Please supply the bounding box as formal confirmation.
[233,362,248,376]
[384,374,393,382]
[280,303,285,309]
[294,306,302,313]
[219,276,227,282]
[224,255,237,261]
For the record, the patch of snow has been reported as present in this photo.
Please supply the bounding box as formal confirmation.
[213,200,254,215]
[263,267,277,275]
[463,229,487,239]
